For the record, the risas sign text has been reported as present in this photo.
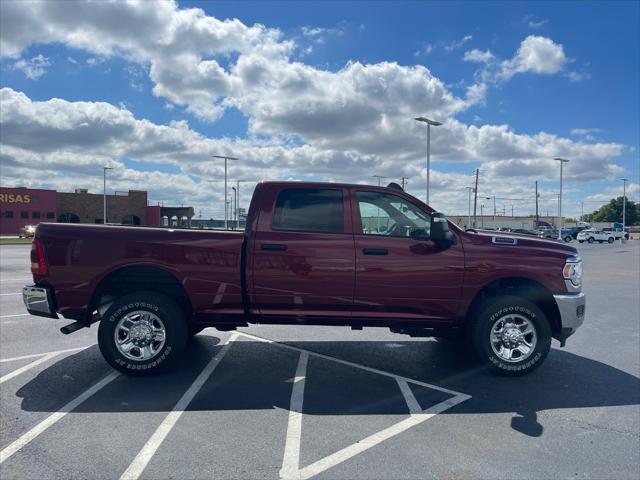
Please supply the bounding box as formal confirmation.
[0,194,32,204]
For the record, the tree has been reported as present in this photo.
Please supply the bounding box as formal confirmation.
[588,196,638,225]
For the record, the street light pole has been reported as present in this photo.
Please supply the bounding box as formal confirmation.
[103,166,113,224]
[621,178,629,229]
[553,157,570,240]
[414,117,442,205]
[465,187,473,228]
[486,196,496,229]
[236,180,246,229]
[231,187,237,229]
[213,155,239,229]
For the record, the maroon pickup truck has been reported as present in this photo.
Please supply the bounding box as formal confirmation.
[23,181,585,376]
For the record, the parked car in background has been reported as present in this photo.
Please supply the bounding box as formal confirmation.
[538,228,574,242]
[577,229,615,244]
[512,228,537,236]
[602,227,629,240]
[18,224,36,238]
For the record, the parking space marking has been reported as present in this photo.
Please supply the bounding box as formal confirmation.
[0,345,91,363]
[297,394,470,480]
[0,370,120,464]
[0,313,30,319]
[238,331,465,397]
[0,353,60,385]
[0,293,21,296]
[280,351,309,480]
[237,331,471,479]
[395,378,422,415]
[120,332,239,480]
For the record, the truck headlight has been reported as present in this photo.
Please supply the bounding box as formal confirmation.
[563,255,582,287]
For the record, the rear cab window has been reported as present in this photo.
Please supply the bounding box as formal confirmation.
[272,188,344,234]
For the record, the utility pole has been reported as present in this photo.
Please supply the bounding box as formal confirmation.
[372,175,387,186]
[553,157,570,240]
[472,168,479,228]
[465,186,473,228]
[231,187,237,229]
[103,166,113,224]
[400,177,409,190]
[414,117,442,205]
[236,180,245,229]
[212,155,239,229]
[535,180,539,227]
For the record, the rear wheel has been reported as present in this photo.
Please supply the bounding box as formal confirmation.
[469,296,551,376]
[98,291,188,375]
[588,237,595,243]
[607,237,614,243]
[564,236,572,242]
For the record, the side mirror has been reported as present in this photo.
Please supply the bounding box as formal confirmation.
[430,212,456,247]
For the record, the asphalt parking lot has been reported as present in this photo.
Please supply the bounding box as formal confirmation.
[1,241,639,479]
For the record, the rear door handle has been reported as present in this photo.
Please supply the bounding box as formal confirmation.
[362,248,388,255]
[261,243,288,251]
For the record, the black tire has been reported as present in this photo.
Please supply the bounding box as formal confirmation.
[578,240,584,243]
[607,237,614,243]
[564,236,572,242]
[469,295,551,376]
[98,291,188,376]
[588,237,595,243]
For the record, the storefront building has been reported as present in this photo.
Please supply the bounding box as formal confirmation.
[0,187,192,235]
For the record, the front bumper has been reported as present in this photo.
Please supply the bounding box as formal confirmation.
[553,292,586,345]
[23,285,58,319]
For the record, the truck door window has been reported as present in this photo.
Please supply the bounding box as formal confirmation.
[357,191,430,238]
[272,188,344,233]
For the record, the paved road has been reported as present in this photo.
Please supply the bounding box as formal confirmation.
[1,242,638,479]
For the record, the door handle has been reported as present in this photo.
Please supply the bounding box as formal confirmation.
[362,247,388,255]
[261,243,288,251]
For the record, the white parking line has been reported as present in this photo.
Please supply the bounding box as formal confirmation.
[0,313,30,319]
[0,346,92,363]
[297,395,469,480]
[279,352,309,480]
[120,332,239,480]
[0,353,60,385]
[236,331,471,480]
[0,370,120,464]
[0,292,21,296]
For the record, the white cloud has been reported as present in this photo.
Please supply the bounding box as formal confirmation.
[527,19,548,29]
[463,49,495,64]
[565,71,591,82]
[444,35,473,52]
[12,54,51,79]
[571,128,604,136]
[499,35,568,80]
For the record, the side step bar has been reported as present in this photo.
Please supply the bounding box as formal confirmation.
[60,313,100,335]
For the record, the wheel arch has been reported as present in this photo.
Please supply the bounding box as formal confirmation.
[88,264,194,326]
[465,276,561,335]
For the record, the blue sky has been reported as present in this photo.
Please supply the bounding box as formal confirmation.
[0,0,638,219]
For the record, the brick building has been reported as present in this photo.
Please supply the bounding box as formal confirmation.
[0,186,194,235]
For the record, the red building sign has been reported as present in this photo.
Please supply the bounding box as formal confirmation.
[0,187,57,235]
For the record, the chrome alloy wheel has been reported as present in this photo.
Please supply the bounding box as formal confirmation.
[114,310,166,361]
[490,313,537,363]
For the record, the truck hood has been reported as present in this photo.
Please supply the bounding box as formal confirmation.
[463,229,578,257]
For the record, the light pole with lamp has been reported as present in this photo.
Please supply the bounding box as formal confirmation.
[621,178,629,230]
[485,196,496,229]
[414,117,442,206]
[465,186,474,228]
[236,180,246,229]
[553,157,570,241]
[103,166,113,224]
[212,155,238,229]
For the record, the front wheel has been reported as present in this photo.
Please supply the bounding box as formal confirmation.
[98,291,188,375]
[564,236,572,242]
[469,296,551,376]
[607,237,614,243]
[588,237,595,243]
